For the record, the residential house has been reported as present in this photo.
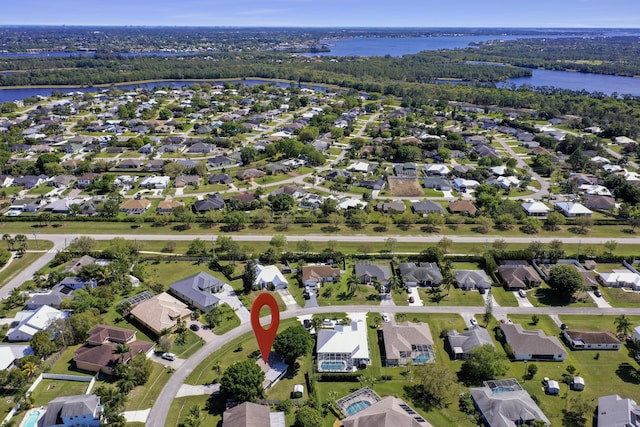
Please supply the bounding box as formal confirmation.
[268,185,307,199]
[129,292,192,335]
[187,142,215,153]
[13,174,48,189]
[157,198,185,214]
[49,175,76,189]
[500,323,567,361]
[0,175,14,188]
[208,155,236,168]
[174,175,200,188]
[169,272,225,312]
[40,394,102,427]
[76,173,100,189]
[598,269,640,290]
[446,328,495,360]
[222,402,286,427]
[358,178,385,191]
[346,162,372,174]
[301,265,341,288]
[394,162,418,177]
[597,394,640,427]
[521,200,551,217]
[452,178,480,193]
[73,325,154,374]
[120,198,151,215]
[143,159,165,172]
[376,200,406,214]
[63,255,97,275]
[355,261,392,285]
[424,164,450,176]
[193,194,225,213]
[470,379,550,427]
[236,168,265,180]
[585,195,616,211]
[563,330,621,350]
[399,262,443,287]
[117,158,144,169]
[554,201,593,217]
[411,201,445,216]
[382,321,435,366]
[208,173,233,185]
[422,176,453,191]
[26,277,95,310]
[448,200,477,216]
[341,395,429,427]
[316,320,370,372]
[139,175,170,189]
[0,345,34,370]
[454,270,492,291]
[498,262,542,290]
[7,305,69,341]
[254,264,288,290]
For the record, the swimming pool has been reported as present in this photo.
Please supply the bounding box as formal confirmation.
[320,361,346,371]
[22,410,41,427]
[492,386,515,394]
[346,400,371,416]
[412,353,431,364]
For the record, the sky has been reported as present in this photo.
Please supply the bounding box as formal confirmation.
[1,0,639,27]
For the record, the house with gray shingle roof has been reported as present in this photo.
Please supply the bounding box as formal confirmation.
[500,323,567,361]
[597,394,640,427]
[399,262,442,287]
[470,380,549,427]
[446,328,495,359]
[382,321,435,366]
[169,272,225,312]
[40,394,102,427]
[355,261,391,285]
[454,270,492,291]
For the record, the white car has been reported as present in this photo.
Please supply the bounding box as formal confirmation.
[382,314,390,323]
[470,318,478,326]
[518,290,526,298]
[161,352,176,361]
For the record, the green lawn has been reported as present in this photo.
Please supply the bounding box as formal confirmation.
[316,279,381,306]
[503,313,640,426]
[166,395,220,427]
[182,183,228,194]
[490,286,519,307]
[125,361,173,411]
[600,287,640,307]
[30,379,91,407]
[26,185,53,196]
[210,304,241,335]
[0,252,47,291]
[173,330,204,359]
[530,284,596,308]
[417,287,484,306]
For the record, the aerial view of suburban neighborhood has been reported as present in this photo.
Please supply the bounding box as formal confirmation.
[1,6,640,427]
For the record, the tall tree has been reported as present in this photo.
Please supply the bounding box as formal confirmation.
[614,314,633,338]
[460,344,509,385]
[220,359,265,402]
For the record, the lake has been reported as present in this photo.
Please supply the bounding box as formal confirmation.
[0,79,331,103]
[502,69,640,96]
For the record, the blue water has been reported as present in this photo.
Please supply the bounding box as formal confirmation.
[320,361,346,371]
[22,411,41,427]
[0,51,201,58]
[0,79,331,103]
[412,353,431,364]
[492,386,516,394]
[346,400,371,416]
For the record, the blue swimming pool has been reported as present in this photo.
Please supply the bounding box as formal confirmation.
[346,400,371,416]
[320,361,346,371]
[23,411,41,427]
[412,353,431,364]
[492,386,515,394]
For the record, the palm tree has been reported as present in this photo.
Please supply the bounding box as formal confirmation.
[212,362,223,376]
[2,234,14,251]
[347,274,360,297]
[14,234,27,251]
[21,361,39,378]
[113,343,131,363]
[614,314,633,339]
[310,316,323,334]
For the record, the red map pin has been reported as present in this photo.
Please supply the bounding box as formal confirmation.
[251,293,280,366]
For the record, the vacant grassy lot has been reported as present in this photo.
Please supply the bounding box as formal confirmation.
[125,361,173,411]
[387,177,423,197]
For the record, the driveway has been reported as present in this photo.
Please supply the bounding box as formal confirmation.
[176,383,219,398]
[277,288,301,310]
[304,290,319,308]
[588,291,612,308]
[407,287,423,307]
[217,284,250,324]
[149,354,185,369]
[516,291,534,308]
[380,293,395,306]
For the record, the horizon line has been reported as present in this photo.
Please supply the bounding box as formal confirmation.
[0,25,639,30]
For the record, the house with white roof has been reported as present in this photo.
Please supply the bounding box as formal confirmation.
[139,175,171,189]
[579,184,612,197]
[597,394,640,427]
[317,320,370,372]
[598,269,640,290]
[347,162,373,174]
[497,176,521,190]
[554,201,593,217]
[453,178,480,192]
[425,164,450,176]
[0,345,34,370]
[7,305,69,341]
[489,165,508,176]
[254,264,288,290]
[337,197,366,210]
[521,200,551,217]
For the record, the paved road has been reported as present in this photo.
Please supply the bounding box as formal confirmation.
[494,136,549,200]
[146,302,640,426]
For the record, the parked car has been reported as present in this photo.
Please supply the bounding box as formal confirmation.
[382,314,390,323]
[560,323,569,330]
[478,287,486,295]
[408,296,415,303]
[161,352,176,361]
[518,290,526,298]
[470,318,478,326]
[594,289,602,297]
[190,324,200,331]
